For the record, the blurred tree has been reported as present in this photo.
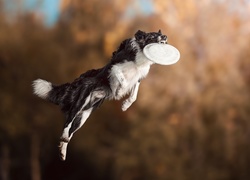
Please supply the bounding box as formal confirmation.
[59,0,131,44]
[0,0,250,179]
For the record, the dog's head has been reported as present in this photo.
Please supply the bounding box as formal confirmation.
[134,30,167,49]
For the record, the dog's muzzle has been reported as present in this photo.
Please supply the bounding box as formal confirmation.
[158,35,167,44]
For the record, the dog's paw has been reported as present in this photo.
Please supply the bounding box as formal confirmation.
[122,100,131,111]
[116,86,125,98]
[59,141,68,161]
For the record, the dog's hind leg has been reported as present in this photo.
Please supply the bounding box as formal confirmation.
[59,107,93,160]
[59,90,106,160]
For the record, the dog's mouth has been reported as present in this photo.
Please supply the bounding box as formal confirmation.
[159,40,167,44]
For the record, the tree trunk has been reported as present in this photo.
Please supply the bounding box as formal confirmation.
[0,144,10,180]
[30,134,41,180]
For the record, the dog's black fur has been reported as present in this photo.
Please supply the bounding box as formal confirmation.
[33,30,167,160]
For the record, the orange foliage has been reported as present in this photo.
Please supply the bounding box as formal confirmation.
[0,0,250,179]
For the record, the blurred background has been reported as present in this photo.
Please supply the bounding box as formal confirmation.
[0,0,250,179]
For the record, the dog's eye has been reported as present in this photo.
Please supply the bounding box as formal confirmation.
[161,35,167,40]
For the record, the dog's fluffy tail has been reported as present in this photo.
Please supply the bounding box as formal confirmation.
[33,79,69,105]
[32,79,53,99]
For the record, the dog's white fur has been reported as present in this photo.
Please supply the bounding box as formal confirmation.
[32,79,52,99]
[59,39,154,159]
[33,32,168,160]
[109,39,153,101]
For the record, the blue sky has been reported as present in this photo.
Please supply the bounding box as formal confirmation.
[5,0,248,27]
[4,0,61,26]
[3,0,154,27]
[25,0,61,26]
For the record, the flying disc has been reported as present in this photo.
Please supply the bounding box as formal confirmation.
[143,43,180,65]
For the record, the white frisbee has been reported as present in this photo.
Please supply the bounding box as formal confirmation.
[143,43,180,65]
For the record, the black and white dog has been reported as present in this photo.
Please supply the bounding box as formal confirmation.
[33,30,167,160]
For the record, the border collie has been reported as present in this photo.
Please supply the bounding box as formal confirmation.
[32,30,167,160]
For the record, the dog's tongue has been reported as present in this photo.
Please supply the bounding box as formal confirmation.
[143,43,180,65]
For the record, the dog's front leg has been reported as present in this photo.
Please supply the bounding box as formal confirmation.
[115,69,128,97]
[122,81,140,111]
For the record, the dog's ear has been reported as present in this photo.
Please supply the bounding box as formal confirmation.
[135,30,146,41]
[158,29,162,34]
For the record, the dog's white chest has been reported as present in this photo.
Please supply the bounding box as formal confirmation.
[109,52,152,99]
